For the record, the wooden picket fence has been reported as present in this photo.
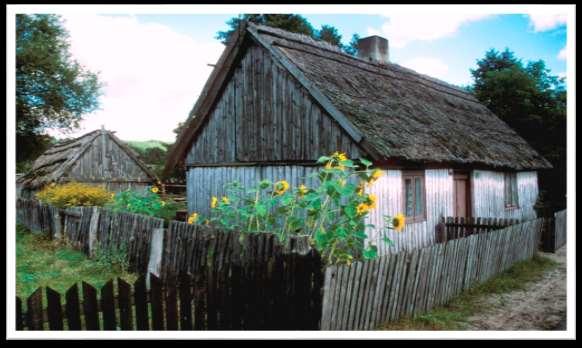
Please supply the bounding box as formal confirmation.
[16,198,546,331]
[435,216,521,243]
[554,209,567,251]
[16,199,313,278]
[17,250,324,331]
[319,218,544,330]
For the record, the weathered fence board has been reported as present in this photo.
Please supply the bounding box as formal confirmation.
[320,217,544,330]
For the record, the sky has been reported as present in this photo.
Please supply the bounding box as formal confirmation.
[42,7,569,143]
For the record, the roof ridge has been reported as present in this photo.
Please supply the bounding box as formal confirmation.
[252,23,475,98]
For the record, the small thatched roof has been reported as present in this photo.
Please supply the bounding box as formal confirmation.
[18,129,158,189]
[165,22,551,173]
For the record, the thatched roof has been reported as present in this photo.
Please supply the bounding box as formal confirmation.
[18,129,158,189]
[165,22,551,173]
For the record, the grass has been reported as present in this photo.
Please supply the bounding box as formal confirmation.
[379,254,558,330]
[16,224,138,299]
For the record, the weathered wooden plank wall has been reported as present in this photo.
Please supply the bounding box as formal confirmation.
[186,165,321,216]
[554,209,567,250]
[472,170,538,221]
[320,217,544,330]
[185,43,361,165]
[365,169,453,255]
[66,131,152,185]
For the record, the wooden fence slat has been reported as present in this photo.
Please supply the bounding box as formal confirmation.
[362,258,380,330]
[82,282,100,330]
[134,275,149,330]
[101,280,117,330]
[117,278,133,330]
[64,284,82,330]
[150,273,165,330]
[165,276,179,330]
[178,273,193,330]
[46,287,64,330]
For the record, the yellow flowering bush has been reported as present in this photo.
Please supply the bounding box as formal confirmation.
[36,182,114,208]
[191,152,405,265]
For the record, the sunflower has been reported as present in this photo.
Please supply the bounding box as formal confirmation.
[151,186,159,193]
[187,212,199,225]
[274,180,290,195]
[392,213,406,232]
[298,184,308,196]
[333,151,348,161]
[221,196,230,205]
[366,193,378,209]
[368,169,383,184]
[356,202,369,215]
[211,196,218,208]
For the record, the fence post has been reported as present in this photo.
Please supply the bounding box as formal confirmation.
[88,207,100,257]
[52,208,63,240]
[146,228,165,288]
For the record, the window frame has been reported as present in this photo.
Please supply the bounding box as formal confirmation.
[402,170,427,223]
[504,172,519,209]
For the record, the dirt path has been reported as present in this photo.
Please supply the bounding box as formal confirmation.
[464,246,567,330]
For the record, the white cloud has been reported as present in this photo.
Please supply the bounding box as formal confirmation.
[48,14,224,142]
[400,57,449,81]
[526,12,567,32]
[558,46,567,60]
[368,13,492,48]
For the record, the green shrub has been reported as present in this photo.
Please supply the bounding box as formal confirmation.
[107,186,178,220]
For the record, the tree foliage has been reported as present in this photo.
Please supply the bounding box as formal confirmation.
[316,25,342,47]
[470,48,567,210]
[216,14,315,44]
[216,14,360,56]
[16,14,102,163]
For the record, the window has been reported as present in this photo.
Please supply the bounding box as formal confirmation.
[504,172,519,208]
[403,171,426,223]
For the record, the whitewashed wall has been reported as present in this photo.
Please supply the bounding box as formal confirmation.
[187,166,539,254]
[472,170,538,221]
[365,169,454,255]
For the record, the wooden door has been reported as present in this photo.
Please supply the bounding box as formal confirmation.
[453,173,471,218]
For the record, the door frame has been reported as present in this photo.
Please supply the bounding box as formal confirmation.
[453,170,472,218]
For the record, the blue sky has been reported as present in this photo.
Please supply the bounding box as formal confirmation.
[47,9,568,142]
[136,13,567,87]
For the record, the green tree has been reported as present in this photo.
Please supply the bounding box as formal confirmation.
[216,14,315,45]
[470,48,567,210]
[16,14,102,163]
[317,25,342,47]
[343,33,360,56]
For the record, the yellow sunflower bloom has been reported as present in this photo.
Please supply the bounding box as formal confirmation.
[356,183,365,196]
[221,196,230,205]
[367,193,378,209]
[392,213,406,232]
[211,196,218,208]
[151,186,159,193]
[298,184,308,196]
[274,180,290,195]
[187,212,199,225]
[368,169,383,184]
[356,202,369,215]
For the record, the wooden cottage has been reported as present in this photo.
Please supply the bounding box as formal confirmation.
[164,22,551,253]
[18,128,159,198]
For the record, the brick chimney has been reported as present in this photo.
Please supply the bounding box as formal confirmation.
[357,35,389,64]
